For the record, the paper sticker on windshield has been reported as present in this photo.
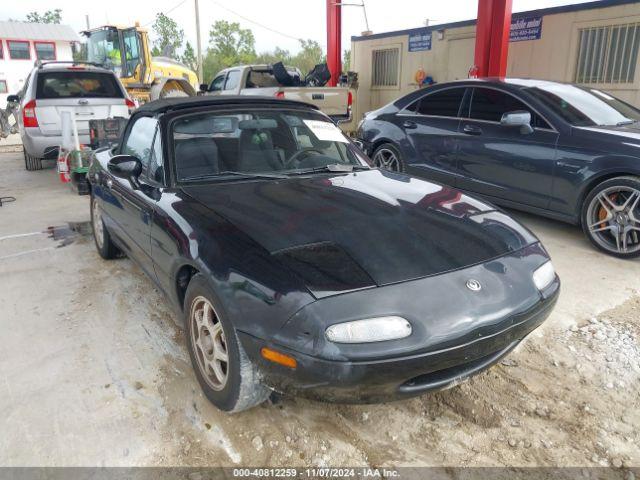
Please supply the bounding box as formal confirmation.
[303,120,348,143]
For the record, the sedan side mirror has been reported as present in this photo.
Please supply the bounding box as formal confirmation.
[501,110,534,135]
[108,154,142,188]
[6,94,20,104]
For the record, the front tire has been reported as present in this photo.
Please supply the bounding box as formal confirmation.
[91,194,119,259]
[184,274,271,413]
[372,143,405,173]
[24,149,42,171]
[581,176,640,258]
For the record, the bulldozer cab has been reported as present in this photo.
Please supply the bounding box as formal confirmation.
[83,26,147,82]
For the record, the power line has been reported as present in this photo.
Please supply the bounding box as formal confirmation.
[209,0,322,45]
[141,0,189,27]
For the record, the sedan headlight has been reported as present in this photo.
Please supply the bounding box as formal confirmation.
[533,261,556,291]
[325,316,412,343]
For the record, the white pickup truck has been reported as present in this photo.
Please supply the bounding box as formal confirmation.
[201,65,353,126]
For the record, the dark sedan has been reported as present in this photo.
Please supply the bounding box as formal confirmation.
[88,96,559,412]
[357,78,640,258]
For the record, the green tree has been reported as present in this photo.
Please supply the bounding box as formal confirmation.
[343,49,351,72]
[151,13,184,59]
[255,47,292,66]
[181,41,197,72]
[290,39,325,74]
[204,20,257,81]
[26,9,62,24]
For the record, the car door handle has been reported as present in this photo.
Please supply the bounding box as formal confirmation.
[462,124,483,135]
[403,120,418,130]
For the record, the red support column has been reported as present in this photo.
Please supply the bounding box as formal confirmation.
[473,0,513,78]
[326,0,342,87]
[487,0,512,77]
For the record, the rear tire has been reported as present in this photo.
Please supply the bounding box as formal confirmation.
[184,274,271,413]
[372,143,406,173]
[160,89,190,99]
[581,176,640,259]
[24,149,43,171]
[91,194,120,259]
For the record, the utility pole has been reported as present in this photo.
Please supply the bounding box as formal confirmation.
[195,0,203,83]
[85,15,90,30]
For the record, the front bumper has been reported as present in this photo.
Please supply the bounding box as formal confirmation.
[238,281,558,403]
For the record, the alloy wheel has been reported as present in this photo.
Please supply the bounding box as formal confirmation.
[92,200,104,250]
[190,296,229,391]
[586,186,640,255]
[372,148,401,172]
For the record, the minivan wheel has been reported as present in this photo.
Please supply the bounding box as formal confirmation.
[91,194,120,259]
[184,274,271,413]
[24,150,43,171]
[372,143,405,173]
[582,176,640,258]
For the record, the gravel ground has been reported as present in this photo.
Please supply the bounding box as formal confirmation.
[0,152,638,472]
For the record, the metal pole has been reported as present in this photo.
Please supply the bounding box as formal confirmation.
[85,15,90,30]
[327,0,342,86]
[195,0,203,83]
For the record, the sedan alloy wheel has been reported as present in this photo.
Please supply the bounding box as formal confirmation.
[372,147,402,172]
[585,184,640,257]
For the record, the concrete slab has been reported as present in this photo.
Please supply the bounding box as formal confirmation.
[0,151,638,467]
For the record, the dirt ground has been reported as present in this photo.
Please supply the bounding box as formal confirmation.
[0,151,638,470]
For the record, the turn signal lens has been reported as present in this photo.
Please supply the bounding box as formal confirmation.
[261,347,297,369]
[23,100,38,128]
[325,316,412,344]
[533,261,556,291]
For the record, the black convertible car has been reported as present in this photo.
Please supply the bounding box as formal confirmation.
[357,78,640,258]
[88,96,559,412]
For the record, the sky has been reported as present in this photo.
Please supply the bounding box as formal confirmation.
[2,0,594,55]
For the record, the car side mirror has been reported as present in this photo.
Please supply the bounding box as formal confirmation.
[199,83,209,93]
[6,94,20,104]
[108,154,142,188]
[501,110,534,135]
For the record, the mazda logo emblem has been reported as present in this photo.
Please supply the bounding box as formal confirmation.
[466,279,482,291]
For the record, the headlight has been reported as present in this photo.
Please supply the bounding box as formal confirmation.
[533,261,556,291]
[325,316,412,343]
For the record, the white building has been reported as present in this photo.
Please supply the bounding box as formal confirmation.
[0,21,80,104]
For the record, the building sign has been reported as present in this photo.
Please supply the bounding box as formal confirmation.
[408,30,432,52]
[510,16,543,42]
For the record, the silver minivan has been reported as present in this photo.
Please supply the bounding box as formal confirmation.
[10,62,133,170]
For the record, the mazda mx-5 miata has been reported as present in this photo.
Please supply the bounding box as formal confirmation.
[88,96,559,412]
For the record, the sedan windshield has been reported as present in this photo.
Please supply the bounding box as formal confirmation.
[524,84,640,127]
[172,109,366,181]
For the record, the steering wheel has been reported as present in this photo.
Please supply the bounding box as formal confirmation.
[284,147,325,169]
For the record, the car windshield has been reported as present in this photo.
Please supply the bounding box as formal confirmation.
[524,84,640,127]
[172,109,366,181]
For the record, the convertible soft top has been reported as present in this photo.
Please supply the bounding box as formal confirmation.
[136,95,319,114]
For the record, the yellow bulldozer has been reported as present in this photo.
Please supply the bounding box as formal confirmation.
[81,24,199,104]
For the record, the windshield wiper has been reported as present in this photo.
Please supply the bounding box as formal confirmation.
[284,164,371,176]
[181,171,287,182]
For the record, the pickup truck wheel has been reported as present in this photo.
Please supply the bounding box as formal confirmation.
[24,150,43,171]
[372,143,405,173]
[91,194,120,259]
[582,176,640,259]
[184,274,271,413]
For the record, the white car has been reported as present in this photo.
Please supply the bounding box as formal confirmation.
[9,61,133,171]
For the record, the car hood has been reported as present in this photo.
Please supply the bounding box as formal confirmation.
[182,170,538,297]
[575,124,640,144]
